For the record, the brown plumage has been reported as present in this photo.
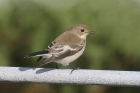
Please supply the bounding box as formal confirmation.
[24,24,94,73]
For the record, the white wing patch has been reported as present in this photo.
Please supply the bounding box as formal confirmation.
[41,40,85,66]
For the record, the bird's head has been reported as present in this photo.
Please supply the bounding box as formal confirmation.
[67,24,95,39]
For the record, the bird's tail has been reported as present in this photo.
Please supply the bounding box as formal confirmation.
[24,50,48,58]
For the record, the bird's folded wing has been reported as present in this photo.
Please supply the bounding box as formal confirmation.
[52,44,84,60]
[45,39,84,59]
[40,44,84,66]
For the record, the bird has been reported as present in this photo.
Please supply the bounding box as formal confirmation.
[24,24,94,73]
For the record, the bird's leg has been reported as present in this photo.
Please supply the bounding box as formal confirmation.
[69,64,79,74]
[56,63,59,69]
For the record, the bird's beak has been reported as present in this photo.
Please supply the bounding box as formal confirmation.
[89,30,95,34]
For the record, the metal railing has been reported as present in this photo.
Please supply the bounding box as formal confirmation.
[0,67,139,86]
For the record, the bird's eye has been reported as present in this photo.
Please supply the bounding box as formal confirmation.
[80,29,84,32]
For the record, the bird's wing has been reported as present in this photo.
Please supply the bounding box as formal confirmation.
[54,44,84,59]
[40,44,84,66]
[45,41,64,54]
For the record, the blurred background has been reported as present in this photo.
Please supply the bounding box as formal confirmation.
[0,0,140,93]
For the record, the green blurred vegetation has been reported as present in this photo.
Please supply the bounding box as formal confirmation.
[0,0,140,93]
